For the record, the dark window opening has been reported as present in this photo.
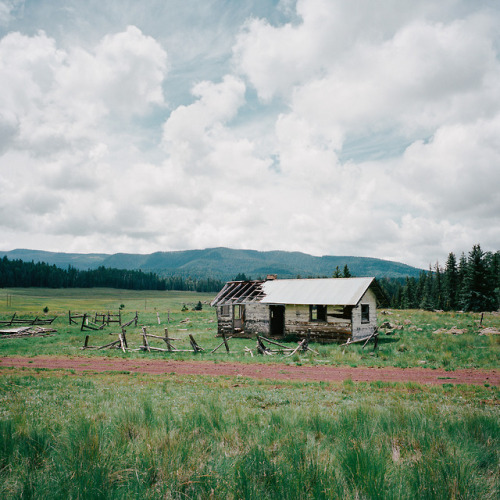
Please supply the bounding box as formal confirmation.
[310,305,327,322]
[361,304,370,323]
[270,305,285,336]
[220,305,230,317]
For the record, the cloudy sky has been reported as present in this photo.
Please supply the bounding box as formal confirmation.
[0,0,499,269]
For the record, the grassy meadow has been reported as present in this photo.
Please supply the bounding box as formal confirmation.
[0,287,499,370]
[0,369,499,499]
[0,288,499,498]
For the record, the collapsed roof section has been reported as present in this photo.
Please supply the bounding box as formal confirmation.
[210,280,266,307]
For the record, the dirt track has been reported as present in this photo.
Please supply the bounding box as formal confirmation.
[0,356,498,385]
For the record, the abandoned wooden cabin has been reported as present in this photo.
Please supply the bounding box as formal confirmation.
[211,276,387,342]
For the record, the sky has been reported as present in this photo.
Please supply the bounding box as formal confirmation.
[0,0,499,269]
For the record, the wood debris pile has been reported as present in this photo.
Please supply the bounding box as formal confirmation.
[0,326,57,338]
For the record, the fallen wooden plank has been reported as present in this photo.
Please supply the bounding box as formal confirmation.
[145,333,181,341]
[97,340,121,350]
[210,335,233,354]
[258,336,291,349]
[286,339,307,357]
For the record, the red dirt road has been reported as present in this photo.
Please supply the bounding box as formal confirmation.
[0,356,498,385]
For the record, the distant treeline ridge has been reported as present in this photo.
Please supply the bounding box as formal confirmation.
[0,257,224,293]
[1,244,499,312]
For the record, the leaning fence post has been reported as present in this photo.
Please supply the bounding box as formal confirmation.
[223,333,230,353]
[142,326,150,352]
[164,328,172,352]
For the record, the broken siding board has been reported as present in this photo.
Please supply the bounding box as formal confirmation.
[216,316,233,336]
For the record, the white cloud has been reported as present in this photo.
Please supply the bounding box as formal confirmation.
[0,0,499,269]
[273,13,499,146]
[400,117,500,220]
[162,75,246,168]
[0,26,167,157]
[58,25,167,117]
[0,26,169,247]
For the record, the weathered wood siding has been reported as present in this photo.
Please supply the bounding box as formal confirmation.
[351,289,377,340]
[216,306,233,337]
[216,304,269,338]
[244,303,269,337]
[273,304,353,343]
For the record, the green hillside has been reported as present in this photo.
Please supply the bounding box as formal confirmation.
[0,247,423,280]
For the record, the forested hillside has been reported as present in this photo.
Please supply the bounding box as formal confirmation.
[1,245,498,312]
[0,247,422,280]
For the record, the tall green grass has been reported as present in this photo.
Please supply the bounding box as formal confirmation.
[0,371,498,499]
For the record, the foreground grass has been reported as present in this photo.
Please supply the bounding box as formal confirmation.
[0,369,498,499]
[0,288,499,370]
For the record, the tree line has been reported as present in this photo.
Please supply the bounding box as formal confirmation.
[2,244,498,311]
[381,244,500,312]
[0,257,224,293]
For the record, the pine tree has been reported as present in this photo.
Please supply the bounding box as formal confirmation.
[419,269,434,310]
[444,252,459,310]
[458,252,468,310]
[431,262,443,310]
[342,265,352,278]
[461,244,495,312]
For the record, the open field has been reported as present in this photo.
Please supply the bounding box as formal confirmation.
[1,288,499,370]
[1,288,499,498]
[0,368,499,499]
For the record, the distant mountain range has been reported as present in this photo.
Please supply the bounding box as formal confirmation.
[0,248,423,281]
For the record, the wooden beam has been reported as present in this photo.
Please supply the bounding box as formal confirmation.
[210,334,233,354]
[189,334,204,352]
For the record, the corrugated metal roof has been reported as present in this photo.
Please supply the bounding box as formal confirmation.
[260,277,375,306]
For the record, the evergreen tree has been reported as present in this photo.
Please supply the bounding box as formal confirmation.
[457,252,468,309]
[234,273,249,281]
[419,269,434,310]
[491,251,500,309]
[443,252,459,310]
[342,265,352,278]
[431,262,443,310]
[461,244,495,312]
